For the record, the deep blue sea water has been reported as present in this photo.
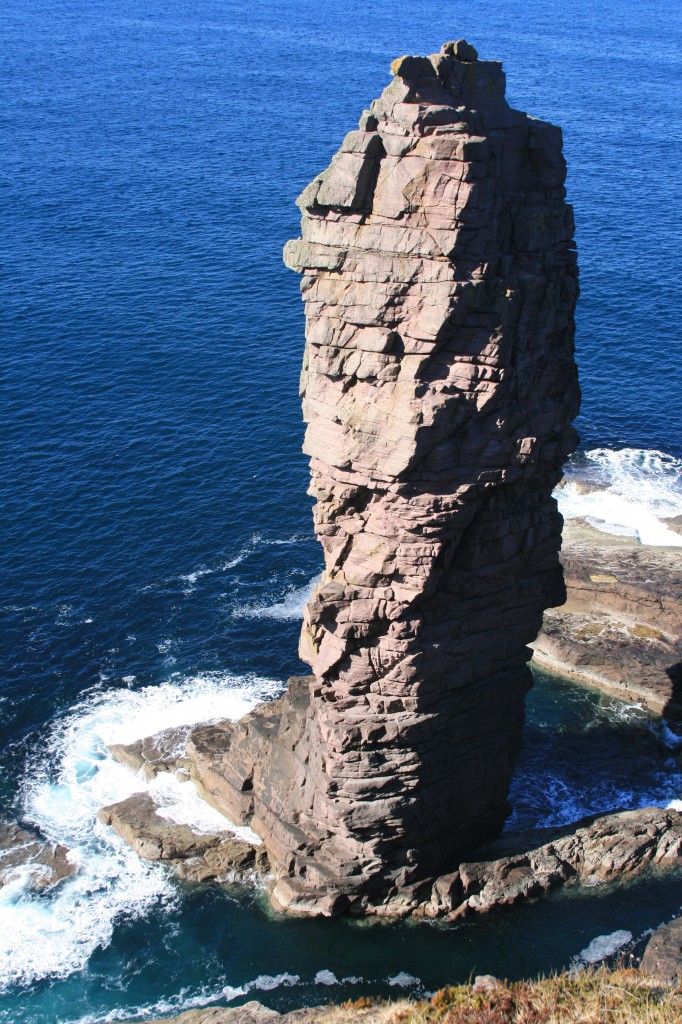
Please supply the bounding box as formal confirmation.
[1,1,682,1021]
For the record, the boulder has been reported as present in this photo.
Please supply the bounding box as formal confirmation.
[98,793,268,883]
[641,916,682,985]
[0,819,77,891]
[108,725,192,781]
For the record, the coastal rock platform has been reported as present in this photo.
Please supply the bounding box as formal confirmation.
[98,793,268,884]
[101,733,682,919]
[534,521,682,718]
[423,806,682,919]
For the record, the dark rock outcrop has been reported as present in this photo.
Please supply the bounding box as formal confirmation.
[187,40,580,915]
[641,916,682,985]
[533,521,682,718]
[0,819,77,891]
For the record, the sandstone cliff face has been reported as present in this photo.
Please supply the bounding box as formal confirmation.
[199,41,580,915]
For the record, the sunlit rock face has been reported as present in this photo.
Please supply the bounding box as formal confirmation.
[202,40,580,916]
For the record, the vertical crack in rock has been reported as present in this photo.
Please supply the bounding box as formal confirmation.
[202,40,580,916]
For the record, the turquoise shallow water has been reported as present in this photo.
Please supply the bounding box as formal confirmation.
[1,0,682,1020]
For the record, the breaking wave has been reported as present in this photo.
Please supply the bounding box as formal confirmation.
[0,671,281,991]
[556,447,682,546]
[232,577,318,621]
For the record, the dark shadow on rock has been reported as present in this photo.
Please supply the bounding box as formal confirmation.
[663,660,682,723]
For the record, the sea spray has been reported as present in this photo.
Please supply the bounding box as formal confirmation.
[0,671,281,990]
[556,448,682,546]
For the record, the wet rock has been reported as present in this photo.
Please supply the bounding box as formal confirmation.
[641,916,682,985]
[98,793,268,883]
[423,807,682,918]
[108,725,192,781]
[0,819,77,891]
[194,40,580,915]
[534,521,682,718]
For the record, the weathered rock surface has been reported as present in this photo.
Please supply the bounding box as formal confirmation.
[534,521,682,718]
[641,916,682,985]
[108,725,192,781]
[189,40,580,915]
[424,807,682,919]
[98,793,268,883]
[0,819,77,891]
[138,1004,387,1024]
[141,1002,301,1024]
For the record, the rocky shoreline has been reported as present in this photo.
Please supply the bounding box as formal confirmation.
[38,520,667,923]
[533,520,682,718]
[83,516,682,912]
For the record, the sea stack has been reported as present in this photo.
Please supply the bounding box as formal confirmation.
[201,41,580,914]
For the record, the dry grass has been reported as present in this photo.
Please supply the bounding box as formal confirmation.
[629,624,664,641]
[574,622,606,640]
[329,968,682,1024]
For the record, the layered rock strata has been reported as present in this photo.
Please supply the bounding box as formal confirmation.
[533,521,682,717]
[190,40,581,914]
[423,806,682,919]
[98,793,268,884]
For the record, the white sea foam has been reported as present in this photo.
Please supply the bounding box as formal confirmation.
[250,973,301,991]
[314,969,339,985]
[556,447,682,546]
[0,671,281,991]
[388,972,420,988]
[177,533,311,593]
[577,929,633,964]
[660,721,682,748]
[62,969,416,1024]
[151,773,261,844]
[233,577,319,621]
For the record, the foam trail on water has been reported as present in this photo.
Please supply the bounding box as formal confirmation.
[177,533,312,593]
[233,576,319,621]
[0,671,281,991]
[64,970,416,1024]
[555,447,682,546]
[576,930,633,965]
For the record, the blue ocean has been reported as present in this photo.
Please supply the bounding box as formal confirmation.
[1,1,682,1021]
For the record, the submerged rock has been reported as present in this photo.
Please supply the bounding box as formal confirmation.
[534,521,682,718]
[98,793,268,883]
[197,39,580,915]
[0,819,77,891]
